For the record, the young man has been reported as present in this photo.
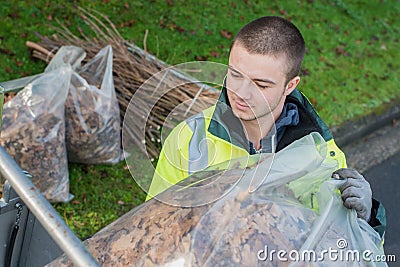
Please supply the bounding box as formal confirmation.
[147,16,385,237]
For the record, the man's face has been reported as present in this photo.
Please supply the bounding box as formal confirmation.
[226,44,298,123]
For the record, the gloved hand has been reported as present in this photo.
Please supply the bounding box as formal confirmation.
[332,168,372,222]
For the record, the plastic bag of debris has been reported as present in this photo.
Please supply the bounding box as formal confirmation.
[0,66,72,203]
[46,45,122,164]
[47,132,386,266]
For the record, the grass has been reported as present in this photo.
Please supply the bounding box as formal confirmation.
[56,161,145,239]
[0,1,399,239]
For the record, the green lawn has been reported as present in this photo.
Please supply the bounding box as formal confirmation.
[0,1,399,239]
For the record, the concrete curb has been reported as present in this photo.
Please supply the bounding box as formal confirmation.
[331,98,400,148]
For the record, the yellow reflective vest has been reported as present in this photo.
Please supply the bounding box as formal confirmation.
[146,88,346,200]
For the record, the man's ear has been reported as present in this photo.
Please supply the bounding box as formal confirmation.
[284,76,300,96]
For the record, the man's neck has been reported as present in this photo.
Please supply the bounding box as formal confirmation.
[242,112,280,150]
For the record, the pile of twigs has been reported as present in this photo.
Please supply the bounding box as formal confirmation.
[27,7,219,160]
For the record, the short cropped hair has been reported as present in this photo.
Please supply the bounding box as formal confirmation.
[232,16,306,84]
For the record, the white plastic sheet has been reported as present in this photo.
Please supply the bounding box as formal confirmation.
[48,132,386,266]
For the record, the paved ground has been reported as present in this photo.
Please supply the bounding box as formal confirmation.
[341,118,400,266]
[364,151,400,265]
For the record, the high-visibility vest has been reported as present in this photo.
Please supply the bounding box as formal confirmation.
[146,89,346,200]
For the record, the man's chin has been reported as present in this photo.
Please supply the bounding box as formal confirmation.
[232,110,256,121]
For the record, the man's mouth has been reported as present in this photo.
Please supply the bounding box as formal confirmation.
[234,100,252,111]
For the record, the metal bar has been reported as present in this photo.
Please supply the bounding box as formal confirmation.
[0,146,99,267]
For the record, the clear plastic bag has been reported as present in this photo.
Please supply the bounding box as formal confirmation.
[47,45,122,164]
[47,132,387,266]
[0,66,72,202]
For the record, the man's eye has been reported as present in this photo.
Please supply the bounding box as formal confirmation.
[230,71,242,78]
[257,84,269,89]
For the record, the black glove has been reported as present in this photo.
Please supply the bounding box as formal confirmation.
[332,168,372,222]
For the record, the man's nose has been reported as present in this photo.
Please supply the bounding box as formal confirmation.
[235,78,253,100]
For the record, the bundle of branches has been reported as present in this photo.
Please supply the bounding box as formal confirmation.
[27,7,220,160]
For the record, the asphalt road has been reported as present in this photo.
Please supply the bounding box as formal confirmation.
[364,151,400,265]
[341,118,400,266]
